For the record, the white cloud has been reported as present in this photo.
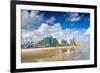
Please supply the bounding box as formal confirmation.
[38,23,48,32]
[70,17,80,22]
[67,13,81,22]
[21,11,90,49]
[22,22,90,48]
[45,16,55,24]
[50,23,62,33]
[22,23,49,43]
[21,10,43,30]
[84,27,90,35]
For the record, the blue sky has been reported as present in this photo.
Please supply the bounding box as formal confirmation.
[21,10,90,32]
[21,10,90,48]
[40,11,90,29]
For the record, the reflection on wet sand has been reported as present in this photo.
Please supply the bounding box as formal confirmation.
[21,46,83,63]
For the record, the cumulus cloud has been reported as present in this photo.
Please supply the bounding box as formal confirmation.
[67,13,81,22]
[50,23,62,33]
[22,23,49,43]
[21,10,43,31]
[61,28,90,48]
[45,16,56,24]
[21,10,90,50]
[22,21,90,48]
[84,27,90,35]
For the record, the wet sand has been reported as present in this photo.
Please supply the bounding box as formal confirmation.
[21,46,81,63]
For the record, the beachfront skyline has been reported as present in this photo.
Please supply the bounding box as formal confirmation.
[21,10,90,47]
